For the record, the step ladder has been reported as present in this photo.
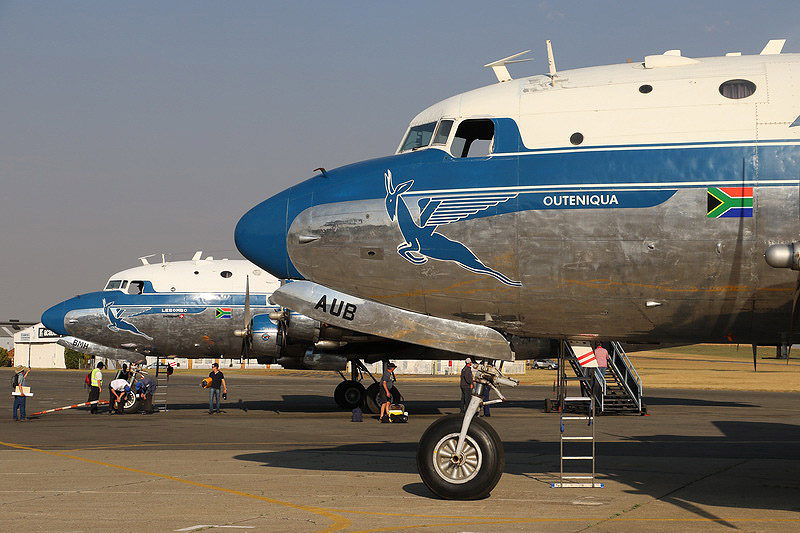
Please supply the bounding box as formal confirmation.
[552,396,604,488]
[153,357,171,412]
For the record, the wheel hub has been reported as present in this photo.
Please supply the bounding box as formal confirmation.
[432,433,482,484]
[344,387,361,403]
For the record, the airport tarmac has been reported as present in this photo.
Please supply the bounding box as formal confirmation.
[1,369,798,532]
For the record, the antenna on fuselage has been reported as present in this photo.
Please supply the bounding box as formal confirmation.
[138,254,155,265]
[484,50,532,83]
[546,39,558,86]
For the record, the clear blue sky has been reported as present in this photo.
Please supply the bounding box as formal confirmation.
[1,1,798,320]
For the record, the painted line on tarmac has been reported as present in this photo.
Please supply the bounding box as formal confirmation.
[175,526,255,531]
[0,440,350,533]
[6,440,797,531]
[350,517,800,532]
[65,441,392,451]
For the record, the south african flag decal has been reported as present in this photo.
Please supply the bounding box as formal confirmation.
[707,187,753,218]
[215,307,232,319]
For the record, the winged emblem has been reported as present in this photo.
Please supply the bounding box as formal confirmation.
[418,193,519,227]
[102,299,153,340]
[384,170,521,287]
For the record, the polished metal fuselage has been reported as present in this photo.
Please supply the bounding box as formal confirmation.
[282,152,798,345]
[61,293,273,357]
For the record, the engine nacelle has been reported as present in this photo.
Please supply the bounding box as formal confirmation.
[250,314,283,357]
[276,351,348,371]
[284,313,320,343]
[302,350,347,370]
[508,336,558,360]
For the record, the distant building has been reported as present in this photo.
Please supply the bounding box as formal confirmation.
[13,323,66,368]
[356,359,525,375]
[0,335,12,352]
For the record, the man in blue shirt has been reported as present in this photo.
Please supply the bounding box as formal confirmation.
[460,358,473,414]
[378,362,396,423]
[135,375,158,414]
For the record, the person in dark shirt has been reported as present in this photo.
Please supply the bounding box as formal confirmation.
[208,363,227,414]
[378,362,396,423]
[135,375,157,414]
[114,363,131,382]
[460,358,474,414]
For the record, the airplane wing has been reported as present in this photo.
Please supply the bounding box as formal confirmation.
[418,192,519,227]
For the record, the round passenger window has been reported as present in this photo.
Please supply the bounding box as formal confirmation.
[220,271,233,278]
[639,84,653,94]
[719,79,756,99]
[570,132,584,146]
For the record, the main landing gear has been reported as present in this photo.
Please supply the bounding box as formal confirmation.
[334,360,401,413]
[334,380,366,410]
[417,362,518,499]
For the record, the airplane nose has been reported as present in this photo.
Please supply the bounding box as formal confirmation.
[235,189,293,279]
[42,300,69,335]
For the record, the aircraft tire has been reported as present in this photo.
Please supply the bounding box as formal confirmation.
[122,391,141,414]
[364,383,380,413]
[334,380,366,410]
[416,414,504,500]
[364,383,400,414]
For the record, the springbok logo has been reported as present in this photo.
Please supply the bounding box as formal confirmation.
[384,170,521,287]
[102,299,153,340]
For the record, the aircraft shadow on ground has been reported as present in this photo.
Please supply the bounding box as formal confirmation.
[641,396,756,408]
[233,420,800,516]
[154,397,548,414]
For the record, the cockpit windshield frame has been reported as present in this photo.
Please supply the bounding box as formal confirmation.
[431,119,454,145]
[398,121,437,153]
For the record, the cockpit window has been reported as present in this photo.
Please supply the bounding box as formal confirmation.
[127,281,145,295]
[432,120,454,145]
[400,121,436,152]
[104,280,123,290]
[450,119,495,158]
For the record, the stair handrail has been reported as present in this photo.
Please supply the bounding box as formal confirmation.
[592,366,606,412]
[609,341,642,411]
[563,341,607,412]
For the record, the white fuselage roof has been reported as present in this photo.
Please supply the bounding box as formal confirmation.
[104,259,281,294]
[403,52,800,151]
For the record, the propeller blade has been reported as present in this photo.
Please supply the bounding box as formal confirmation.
[752,344,757,372]
[240,275,252,358]
[244,275,252,334]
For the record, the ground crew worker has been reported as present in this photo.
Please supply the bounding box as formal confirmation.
[594,344,609,372]
[135,375,157,414]
[460,358,474,413]
[482,382,491,417]
[378,362,396,423]
[109,378,130,415]
[114,363,131,381]
[88,362,104,414]
[208,363,227,414]
[12,366,30,421]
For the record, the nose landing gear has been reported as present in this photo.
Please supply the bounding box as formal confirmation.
[417,362,517,499]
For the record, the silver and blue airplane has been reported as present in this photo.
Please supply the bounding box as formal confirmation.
[233,40,800,499]
[41,252,464,412]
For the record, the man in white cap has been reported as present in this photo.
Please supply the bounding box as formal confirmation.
[108,378,131,415]
[459,358,474,413]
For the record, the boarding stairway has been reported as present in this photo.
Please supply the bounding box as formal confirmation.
[559,341,644,415]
